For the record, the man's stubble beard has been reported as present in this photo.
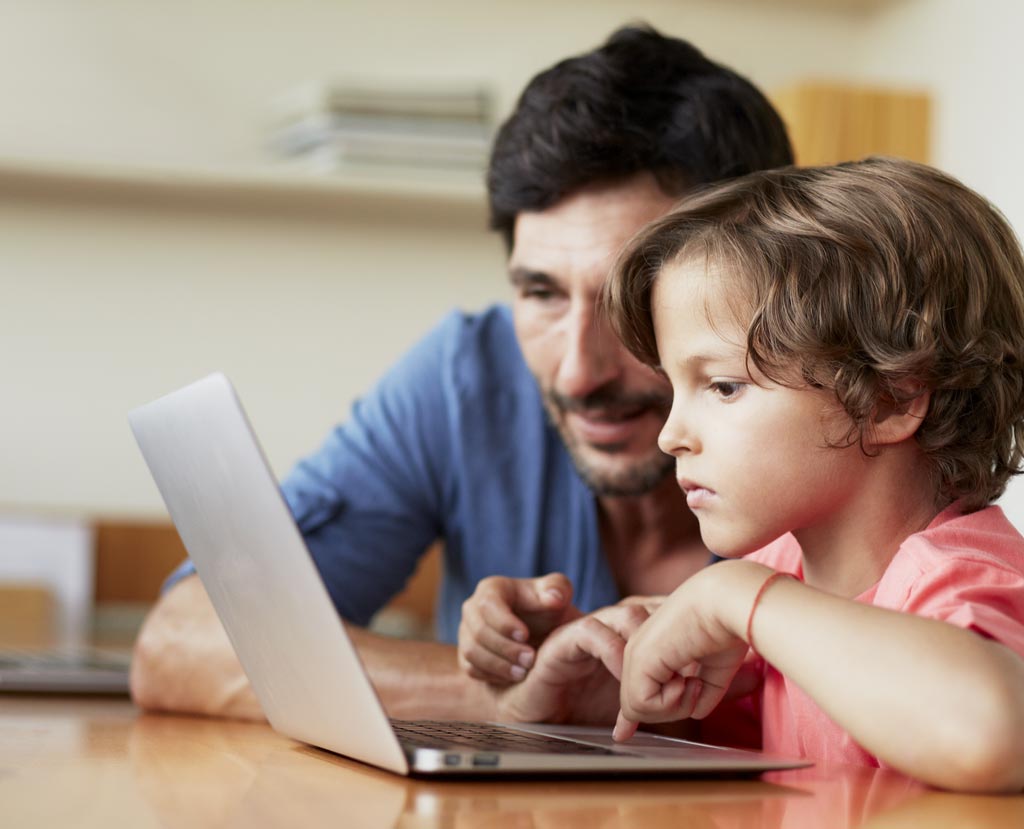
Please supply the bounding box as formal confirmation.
[541,387,675,498]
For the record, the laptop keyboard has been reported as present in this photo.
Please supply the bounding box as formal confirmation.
[0,646,131,694]
[390,720,621,755]
[0,646,130,671]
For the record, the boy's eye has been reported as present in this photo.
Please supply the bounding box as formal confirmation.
[710,381,744,399]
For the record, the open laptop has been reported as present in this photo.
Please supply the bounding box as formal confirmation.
[0,514,131,694]
[0,646,130,694]
[128,373,809,776]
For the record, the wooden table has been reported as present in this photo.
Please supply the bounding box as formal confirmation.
[3,695,1022,828]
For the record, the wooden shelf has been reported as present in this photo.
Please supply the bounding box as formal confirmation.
[0,156,487,215]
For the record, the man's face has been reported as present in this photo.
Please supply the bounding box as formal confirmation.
[509,174,678,497]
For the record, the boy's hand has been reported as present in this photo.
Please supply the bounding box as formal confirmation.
[491,601,653,725]
[613,560,775,741]
[457,573,582,684]
[618,594,667,614]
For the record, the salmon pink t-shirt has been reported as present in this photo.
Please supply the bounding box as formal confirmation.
[702,503,1024,766]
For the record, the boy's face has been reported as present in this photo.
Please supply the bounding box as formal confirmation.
[652,259,870,556]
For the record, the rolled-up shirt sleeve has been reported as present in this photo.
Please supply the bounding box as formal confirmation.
[161,313,459,626]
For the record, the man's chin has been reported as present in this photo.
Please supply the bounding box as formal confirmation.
[568,446,674,498]
[542,396,672,496]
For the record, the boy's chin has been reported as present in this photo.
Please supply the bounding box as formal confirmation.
[698,526,762,559]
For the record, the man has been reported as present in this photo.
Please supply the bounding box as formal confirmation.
[130,24,793,721]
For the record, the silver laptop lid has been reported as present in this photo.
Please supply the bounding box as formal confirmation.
[129,373,408,774]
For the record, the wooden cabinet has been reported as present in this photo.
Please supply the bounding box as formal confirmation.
[772,82,931,166]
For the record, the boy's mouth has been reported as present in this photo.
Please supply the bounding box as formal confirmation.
[677,479,716,509]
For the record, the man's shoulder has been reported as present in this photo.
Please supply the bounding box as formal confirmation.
[431,304,533,394]
[377,304,522,402]
[428,303,510,341]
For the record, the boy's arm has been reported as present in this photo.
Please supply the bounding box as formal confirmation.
[749,565,1024,792]
[618,560,1024,793]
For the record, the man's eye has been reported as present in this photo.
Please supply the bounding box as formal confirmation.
[521,286,559,302]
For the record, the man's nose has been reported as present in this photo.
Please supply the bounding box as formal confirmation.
[555,302,621,399]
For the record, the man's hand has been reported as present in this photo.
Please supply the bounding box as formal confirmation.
[488,602,652,725]
[458,573,582,684]
[614,561,772,740]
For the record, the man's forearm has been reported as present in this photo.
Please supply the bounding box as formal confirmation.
[132,574,496,722]
[131,574,265,721]
[348,626,497,720]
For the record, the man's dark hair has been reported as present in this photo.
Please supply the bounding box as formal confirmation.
[487,24,794,248]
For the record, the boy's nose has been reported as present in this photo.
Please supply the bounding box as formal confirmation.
[658,402,698,456]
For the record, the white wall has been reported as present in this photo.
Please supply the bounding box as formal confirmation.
[857,0,1024,232]
[0,0,864,169]
[854,0,1024,529]
[0,0,868,517]
[2,0,1023,526]
[0,192,501,513]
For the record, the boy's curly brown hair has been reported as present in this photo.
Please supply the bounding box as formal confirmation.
[605,157,1024,512]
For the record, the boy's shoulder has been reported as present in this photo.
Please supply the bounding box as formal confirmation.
[895,503,1024,580]
[742,534,803,574]
[742,505,1024,596]
[875,504,1024,652]
[741,505,1024,588]
[743,506,1024,655]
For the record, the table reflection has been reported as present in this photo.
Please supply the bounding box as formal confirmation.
[4,699,1021,829]
[122,714,950,829]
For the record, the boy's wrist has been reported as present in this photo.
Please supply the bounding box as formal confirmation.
[705,559,779,639]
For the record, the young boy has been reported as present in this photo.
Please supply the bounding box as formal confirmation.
[601,157,1024,792]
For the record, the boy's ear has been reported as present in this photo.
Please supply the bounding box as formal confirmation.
[868,383,930,447]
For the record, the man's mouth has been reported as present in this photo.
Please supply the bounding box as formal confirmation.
[545,387,670,449]
[572,403,648,423]
[566,394,666,439]
[540,386,676,496]
[565,407,652,446]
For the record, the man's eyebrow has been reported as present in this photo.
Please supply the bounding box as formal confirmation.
[508,266,559,288]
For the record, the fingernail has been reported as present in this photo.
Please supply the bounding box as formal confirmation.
[518,650,534,669]
[544,588,564,603]
[613,714,636,742]
[510,665,526,681]
[511,629,527,643]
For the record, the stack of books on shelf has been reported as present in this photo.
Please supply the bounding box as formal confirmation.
[268,82,493,174]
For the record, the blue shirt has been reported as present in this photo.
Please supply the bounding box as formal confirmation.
[168,305,623,642]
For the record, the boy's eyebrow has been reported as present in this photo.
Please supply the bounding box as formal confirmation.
[676,346,748,368]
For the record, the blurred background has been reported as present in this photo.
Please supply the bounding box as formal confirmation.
[1,0,1021,646]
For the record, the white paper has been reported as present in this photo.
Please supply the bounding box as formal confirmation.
[0,514,94,647]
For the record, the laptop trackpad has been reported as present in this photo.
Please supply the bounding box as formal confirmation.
[505,723,738,758]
